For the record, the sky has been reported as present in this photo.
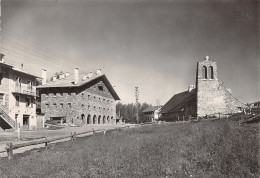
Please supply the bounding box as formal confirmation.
[1,0,259,105]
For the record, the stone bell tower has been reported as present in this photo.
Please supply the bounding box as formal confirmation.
[196,56,244,117]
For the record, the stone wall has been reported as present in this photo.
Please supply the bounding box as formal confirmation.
[196,58,245,117]
[41,79,116,125]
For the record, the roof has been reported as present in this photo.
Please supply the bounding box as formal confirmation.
[160,89,196,114]
[37,74,120,100]
[143,106,162,113]
[0,61,41,79]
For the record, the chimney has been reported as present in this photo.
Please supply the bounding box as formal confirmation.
[52,76,57,82]
[0,54,5,63]
[65,72,70,77]
[42,69,47,85]
[82,75,87,81]
[96,68,102,75]
[188,85,195,92]
[88,71,93,78]
[59,73,65,79]
[74,68,79,84]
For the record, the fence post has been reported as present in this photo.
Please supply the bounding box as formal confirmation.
[73,132,76,141]
[45,138,48,149]
[7,143,13,160]
[17,123,20,141]
[92,128,95,136]
[71,132,74,141]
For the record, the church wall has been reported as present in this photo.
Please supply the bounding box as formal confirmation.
[196,57,244,117]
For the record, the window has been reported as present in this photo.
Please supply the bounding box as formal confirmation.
[60,103,63,108]
[88,94,91,100]
[202,66,207,79]
[46,104,49,108]
[68,92,71,96]
[26,97,32,107]
[98,86,103,91]
[88,105,91,111]
[68,103,71,108]
[27,81,32,90]
[53,103,57,108]
[209,66,214,79]
[60,93,63,96]
[0,94,4,105]
[53,93,56,97]
[0,73,3,85]
[15,77,22,86]
[15,95,20,106]
[81,104,84,107]
[82,93,84,96]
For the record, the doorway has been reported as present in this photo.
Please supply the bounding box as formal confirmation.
[23,115,30,130]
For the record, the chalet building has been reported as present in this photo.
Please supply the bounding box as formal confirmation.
[160,56,245,121]
[37,68,120,125]
[0,54,40,130]
[142,106,162,122]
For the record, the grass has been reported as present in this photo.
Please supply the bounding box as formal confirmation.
[0,119,259,178]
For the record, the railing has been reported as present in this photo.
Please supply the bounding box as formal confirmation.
[0,108,15,129]
[14,85,35,96]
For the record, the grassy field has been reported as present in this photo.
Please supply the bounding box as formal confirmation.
[0,118,259,178]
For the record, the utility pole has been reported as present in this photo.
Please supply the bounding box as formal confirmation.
[135,87,139,124]
[156,99,160,108]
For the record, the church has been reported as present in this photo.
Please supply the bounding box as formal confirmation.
[160,56,245,121]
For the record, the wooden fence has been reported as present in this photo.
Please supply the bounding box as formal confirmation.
[0,124,148,159]
[0,122,171,159]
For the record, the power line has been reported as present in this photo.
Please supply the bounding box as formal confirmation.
[2,30,84,64]
[1,33,75,67]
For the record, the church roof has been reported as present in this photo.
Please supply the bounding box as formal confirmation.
[160,89,196,114]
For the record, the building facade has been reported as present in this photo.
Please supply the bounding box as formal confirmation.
[0,54,40,130]
[142,106,162,122]
[196,56,244,117]
[37,68,120,125]
[160,56,245,121]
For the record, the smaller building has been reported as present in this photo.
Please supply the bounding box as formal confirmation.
[0,54,41,130]
[160,87,196,121]
[142,106,162,122]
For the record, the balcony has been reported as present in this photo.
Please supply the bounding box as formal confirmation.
[12,85,36,97]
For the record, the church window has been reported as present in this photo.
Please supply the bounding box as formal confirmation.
[202,66,207,79]
[209,66,214,79]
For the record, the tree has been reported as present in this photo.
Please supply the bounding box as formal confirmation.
[116,102,152,123]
